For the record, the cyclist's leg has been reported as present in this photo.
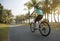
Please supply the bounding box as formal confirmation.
[34,15,43,30]
[34,15,43,27]
[34,15,43,23]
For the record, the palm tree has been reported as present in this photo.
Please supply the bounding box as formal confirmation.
[58,10,59,22]
[42,0,52,22]
[24,0,60,23]
[57,6,60,22]
[50,0,60,22]
[24,0,37,23]
[56,7,60,22]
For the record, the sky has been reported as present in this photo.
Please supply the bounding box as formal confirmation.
[0,0,30,16]
[0,0,43,16]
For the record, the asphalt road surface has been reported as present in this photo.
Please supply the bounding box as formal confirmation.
[9,26,60,41]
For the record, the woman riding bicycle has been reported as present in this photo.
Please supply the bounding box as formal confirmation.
[31,3,43,26]
[30,1,51,36]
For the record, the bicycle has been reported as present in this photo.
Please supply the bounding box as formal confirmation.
[29,15,51,37]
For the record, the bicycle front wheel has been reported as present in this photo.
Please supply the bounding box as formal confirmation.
[30,23,35,32]
[39,21,51,37]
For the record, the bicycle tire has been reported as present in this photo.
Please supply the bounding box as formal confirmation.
[39,21,51,37]
[30,23,35,32]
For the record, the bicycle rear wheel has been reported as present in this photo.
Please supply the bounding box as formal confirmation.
[39,21,51,37]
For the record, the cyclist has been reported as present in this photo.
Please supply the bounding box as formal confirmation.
[31,3,43,26]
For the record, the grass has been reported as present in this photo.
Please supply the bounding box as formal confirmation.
[0,23,10,41]
[0,23,10,28]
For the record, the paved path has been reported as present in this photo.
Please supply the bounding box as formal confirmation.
[9,26,60,41]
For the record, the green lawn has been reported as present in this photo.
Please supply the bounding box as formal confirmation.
[0,24,10,41]
[0,24,10,28]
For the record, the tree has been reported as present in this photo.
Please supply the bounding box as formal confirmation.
[24,0,60,22]
[43,0,60,22]
[0,3,3,23]
[50,0,60,22]
[58,9,59,22]
[15,15,26,24]
[1,10,13,24]
[24,1,33,23]
[0,3,14,24]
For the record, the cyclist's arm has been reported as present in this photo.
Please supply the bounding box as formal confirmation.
[31,10,36,15]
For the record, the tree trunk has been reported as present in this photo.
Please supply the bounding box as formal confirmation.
[54,9,57,23]
[46,13,49,20]
[28,10,30,24]
[51,10,52,22]
[58,10,59,22]
[50,9,52,22]
[45,14,46,19]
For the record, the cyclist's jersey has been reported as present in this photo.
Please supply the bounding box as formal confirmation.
[35,8,43,15]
